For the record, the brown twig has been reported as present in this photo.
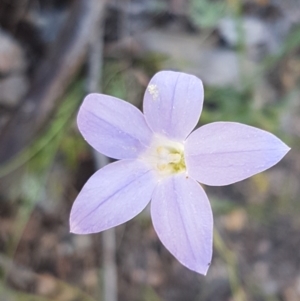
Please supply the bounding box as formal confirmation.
[86,4,118,300]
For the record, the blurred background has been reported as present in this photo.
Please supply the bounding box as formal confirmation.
[0,0,299,300]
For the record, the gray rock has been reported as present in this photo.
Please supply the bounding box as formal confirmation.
[0,28,27,74]
[26,8,67,43]
[281,90,300,138]
[253,261,279,296]
[218,17,279,58]
[0,75,29,107]
[272,0,300,25]
[197,48,258,88]
[136,27,258,88]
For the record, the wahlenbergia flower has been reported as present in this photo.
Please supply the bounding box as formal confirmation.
[70,71,290,275]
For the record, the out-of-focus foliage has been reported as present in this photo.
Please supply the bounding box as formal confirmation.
[0,82,84,178]
[190,0,228,28]
[201,86,285,132]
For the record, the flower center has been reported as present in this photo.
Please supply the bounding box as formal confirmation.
[156,145,186,173]
[141,135,186,176]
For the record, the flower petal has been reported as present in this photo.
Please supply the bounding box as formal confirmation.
[143,71,204,141]
[70,160,157,234]
[77,93,153,159]
[151,174,213,275]
[185,122,290,186]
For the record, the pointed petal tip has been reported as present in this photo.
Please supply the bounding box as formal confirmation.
[191,264,210,276]
[175,256,211,276]
[203,269,208,276]
[69,220,100,235]
[69,221,85,235]
[284,144,291,154]
[275,141,291,162]
[200,267,209,276]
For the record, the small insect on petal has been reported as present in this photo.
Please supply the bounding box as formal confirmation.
[147,84,159,100]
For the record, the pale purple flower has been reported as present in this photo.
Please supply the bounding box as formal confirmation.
[70,71,290,275]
